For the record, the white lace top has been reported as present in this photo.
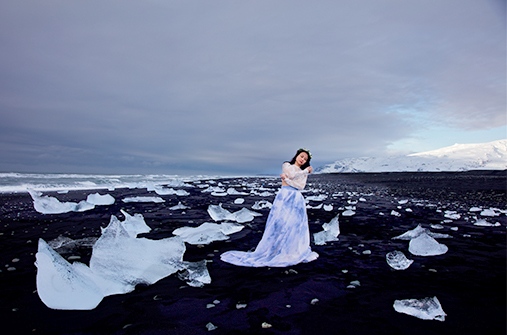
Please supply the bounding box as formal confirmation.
[282,162,310,190]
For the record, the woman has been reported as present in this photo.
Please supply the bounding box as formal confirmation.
[220,148,319,267]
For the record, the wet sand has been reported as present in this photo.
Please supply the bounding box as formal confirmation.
[0,171,505,334]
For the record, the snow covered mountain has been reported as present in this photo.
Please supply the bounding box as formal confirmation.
[316,139,507,173]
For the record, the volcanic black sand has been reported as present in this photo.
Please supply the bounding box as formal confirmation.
[0,171,505,334]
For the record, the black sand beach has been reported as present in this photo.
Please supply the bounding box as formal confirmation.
[0,171,505,334]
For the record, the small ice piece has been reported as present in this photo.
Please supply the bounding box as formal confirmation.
[306,194,328,201]
[153,187,189,196]
[236,303,247,309]
[122,196,164,203]
[233,208,262,223]
[405,208,413,212]
[392,224,452,240]
[206,322,218,331]
[169,202,189,210]
[262,322,272,329]
[234,198,245,204]
[430,224,444,229]
[227,188,248,195]
[342,209,355,216]
[29,190,95,214]
[177,260,211,287]
[313,215,340,245]
[386,251,413,270]
[86,193,115,206]
[172,221,244,245]
[408,233,448,256]
[480,208,499,217]
[310,298,319,305]
[474,219,501,227]
[393,296,446,321]
[252,200,272,210]
[444,211,461,220]
[469,207,482,212]
[207,204,261,223]
[398,200,409,204]
[391,210,401,217]
[350,280,360,287]
[323,204,333,211]
[362,250,371,255]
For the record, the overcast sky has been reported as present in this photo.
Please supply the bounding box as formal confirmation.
[0,0,505,175]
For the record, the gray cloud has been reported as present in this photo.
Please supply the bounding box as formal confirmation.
[0,0,504,174]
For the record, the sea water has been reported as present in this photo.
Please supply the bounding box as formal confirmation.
[0,172,223,193]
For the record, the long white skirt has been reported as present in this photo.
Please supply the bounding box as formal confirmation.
[220,186,318,267]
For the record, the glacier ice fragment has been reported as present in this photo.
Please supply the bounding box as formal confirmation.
[86,193,115,205]
[393,296,446,321]
[408,233,448,256]
[313,215,340,245]
[386,251,413,270]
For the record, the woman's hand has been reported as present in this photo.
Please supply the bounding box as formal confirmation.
[307,166,313,173]
[280,173,287,180]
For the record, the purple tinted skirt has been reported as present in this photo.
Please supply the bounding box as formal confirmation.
[220,186,318,267]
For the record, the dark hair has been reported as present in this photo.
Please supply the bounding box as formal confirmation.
[287,148,311,170]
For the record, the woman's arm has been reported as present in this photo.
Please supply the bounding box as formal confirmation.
[281,163,311,189]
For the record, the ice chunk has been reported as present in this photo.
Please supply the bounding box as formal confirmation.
[323,204,333,211]
[386,251,413,270]
[173,222,229,245]
[392,224,452,240]
[408,233,448,256]
[393,296,446,321]
[313,215,340,245]
[35,239,104,310]
[169,202,189,210]
[252,200,272,209]
[480,208,499,217]
[122,196,165,203]
[90,218,186,297]
[35,212,200,310]
[207,204,261,223]
[444,211,461,220]
[473,219,501,227]
[227,188,248,195]
[118,210,151,237]
[306,194,328,201]
[177,260,211,287]
[153,187,189,196]
[342,209,355,216]
[234,198,245,204]
[86,193,115,205]
[172,221,244,245]
[29,190,95,214]
[391,210,401,217]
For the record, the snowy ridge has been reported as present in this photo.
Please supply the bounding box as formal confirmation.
[316,139,507,173]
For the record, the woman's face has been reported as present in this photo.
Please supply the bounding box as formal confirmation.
[295,152,309,167]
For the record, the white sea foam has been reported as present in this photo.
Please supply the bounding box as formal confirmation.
[0,173,223,193]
